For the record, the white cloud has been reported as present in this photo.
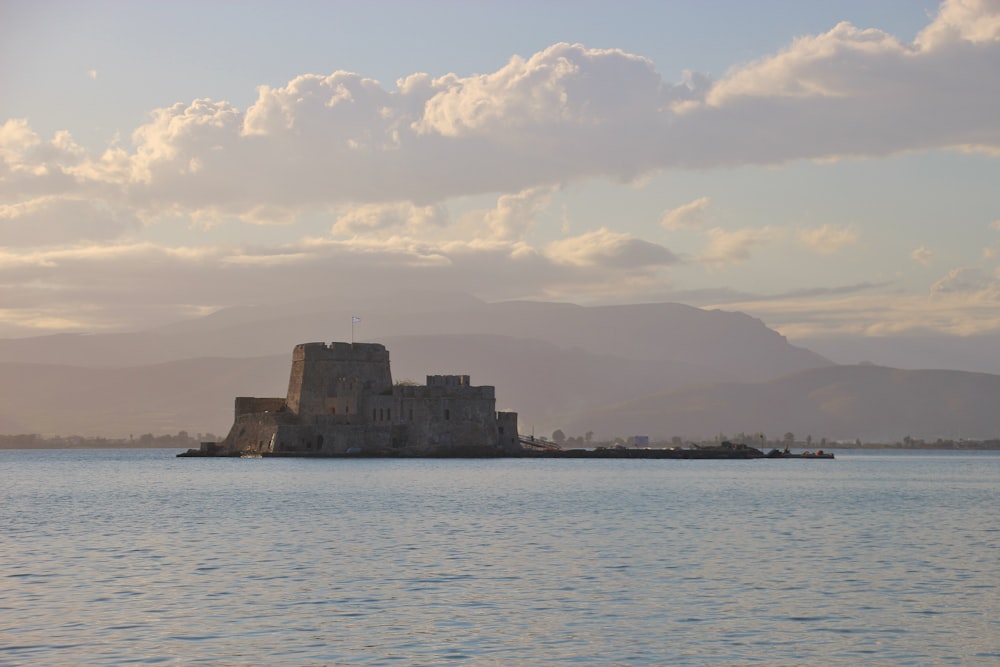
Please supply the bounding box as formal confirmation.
[220,252,311,267]
[0,229,680,336]
[0,120,87,199]
[5,1,1000,225]
[413,43,671,149]
[330,188,550,241]
[930,266,997,295]
[332,202,449,236]
[0,118,40,160]
[0,196,137,246]
[3,0,1000,337]
[912,245,934,265]
[545,228,678,269]
[660,196,710,230]
[917,0,1000,48]
[699,226,784,265]
[703,23,911,105]
[242,72,395,140]
[481,188,552,241]
[684,0,1000,162]
[797,224,859,254]
[711,275,1000,339]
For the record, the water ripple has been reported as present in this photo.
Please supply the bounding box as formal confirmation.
[1,449,998,665]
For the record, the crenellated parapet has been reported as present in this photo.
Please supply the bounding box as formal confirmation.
[426,374,470,387]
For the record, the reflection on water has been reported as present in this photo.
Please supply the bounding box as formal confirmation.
[2,450,998,665]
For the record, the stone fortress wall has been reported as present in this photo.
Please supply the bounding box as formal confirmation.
[210,342,520,457]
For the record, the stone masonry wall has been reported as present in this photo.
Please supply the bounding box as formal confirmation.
[497,411,521,453]
[286,342,392,416]
[396,379,499,452]
[272,422,392,455]
[234,396,286,417]
[222,412,285,454]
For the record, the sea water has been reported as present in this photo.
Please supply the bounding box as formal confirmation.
[1,449,997,666]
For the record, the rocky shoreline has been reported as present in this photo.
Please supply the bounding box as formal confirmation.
[178,441,803,460]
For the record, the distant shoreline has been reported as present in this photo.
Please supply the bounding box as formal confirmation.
[0,433,214,451]
[0,431,1000,452]
[1,442,183,450]
[3,438,999,452]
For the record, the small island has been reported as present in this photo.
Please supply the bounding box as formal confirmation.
[177,340,838,460]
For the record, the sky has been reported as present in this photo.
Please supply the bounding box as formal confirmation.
[2,0,999,344]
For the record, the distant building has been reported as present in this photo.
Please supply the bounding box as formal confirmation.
[185,342,520,457]
[633,435,650,447]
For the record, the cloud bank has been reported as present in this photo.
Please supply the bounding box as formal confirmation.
[2,0,999,336]
[7,1,1000,220]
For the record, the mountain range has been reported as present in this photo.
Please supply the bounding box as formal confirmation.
[1,292,996,442]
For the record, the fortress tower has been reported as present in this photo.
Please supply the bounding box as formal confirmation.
[285,342,392,417]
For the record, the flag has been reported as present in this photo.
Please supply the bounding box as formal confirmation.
[352,316,361,323]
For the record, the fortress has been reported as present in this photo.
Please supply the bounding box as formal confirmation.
[181,342,521,457]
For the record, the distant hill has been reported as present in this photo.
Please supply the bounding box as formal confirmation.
[0,294,829,381]
[565,364,1000,442]
[795,333,1000,375]
[0,334,734,438]
[381,334,736,428]
[0,356,291,438]
[0,293,850,439]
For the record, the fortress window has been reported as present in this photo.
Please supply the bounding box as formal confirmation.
[387,408,391,420]
[380,408,384,421]
[445,409,450,420]
[330,407,336,414]
[373,408,377,420]
[409,409,413,421]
